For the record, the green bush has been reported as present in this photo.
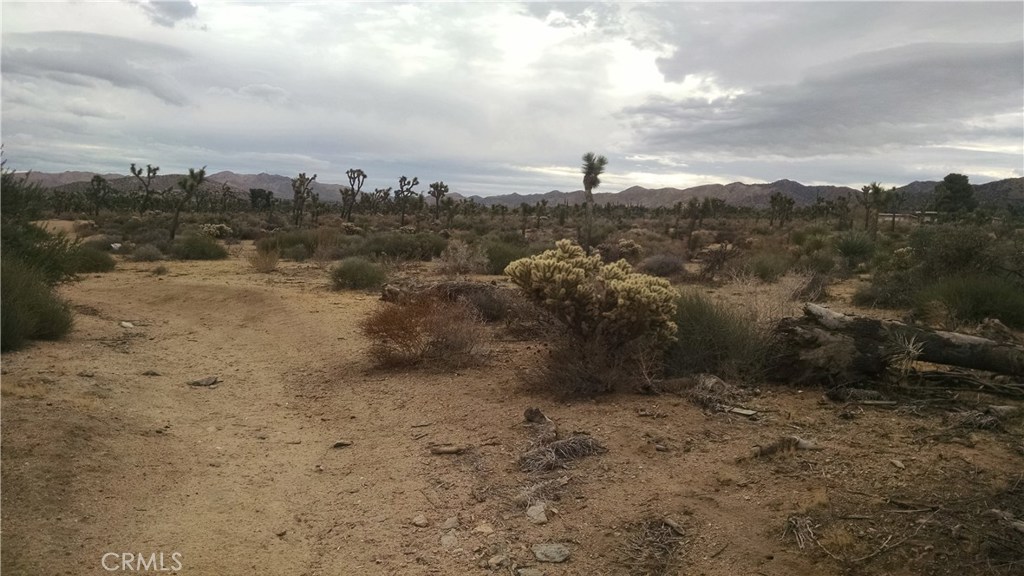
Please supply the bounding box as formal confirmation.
[358,232,447,261]
[663,290,772,379]
[741,251,791,283]
[281,244,310,261]
[330,257,387,290]
[639,253,686,278]
[914,275,1024,329]
[131,244,164,262]
[72,246,116,273]
[909,225,998,278]
[835,231,875,268]
[1,256,74,351]
[169,235,228,260]
[484,240,536,275]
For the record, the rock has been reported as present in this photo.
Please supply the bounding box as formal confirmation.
[517,569,545,576]
[441,516,460,530]
[332,440,353,448]
[524,407,547,423]
[472,522,494,535]
[532,543,570,563]
[142,370,161,376]
[440,530,458,549]
[526,503,548,525]
[275,529,287,537]
[77,371,95,378]
[119,321,134,328]
[188,376,219,387]
[487,554,509,568]
[412,515,429,528]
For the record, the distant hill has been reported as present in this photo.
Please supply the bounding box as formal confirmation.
[470,179,861,209]
[17,170,1023,210]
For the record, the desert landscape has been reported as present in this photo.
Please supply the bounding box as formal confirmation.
[3,199,1022,575]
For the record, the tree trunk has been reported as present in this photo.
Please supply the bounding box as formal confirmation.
[770,303,1024,388]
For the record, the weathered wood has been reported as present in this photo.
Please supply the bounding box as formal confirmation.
[771,304,1024,388]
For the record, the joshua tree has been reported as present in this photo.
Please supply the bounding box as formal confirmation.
[342,168,367,222]
[581,152,608,252]
[168,166,206,240]
[84,175,115,216]
[249,188,274,213]
[428,181,449,220]
[291,172,317,226]
[370,187,392,215]
[129,163,162,214]
[394,176,419,226]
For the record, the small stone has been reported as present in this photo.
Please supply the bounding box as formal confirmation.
[890,459,905,470]
[188,376,219,387]
[441,516,460,530]
[472,522,494,535]
[120,321,135,328]
[517,569,545,576]
[526,503,548,525]
[332,440,353,448]
[440,530,458,549]
[487,554,509,568]
[275,529,287,537]
[142,370,161,376]
[412,515,429,528]
[77,371,95,378]
[532,543,570,563]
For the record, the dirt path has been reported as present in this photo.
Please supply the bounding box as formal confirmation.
[3,255,1021,576]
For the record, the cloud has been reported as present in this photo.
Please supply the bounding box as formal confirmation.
[1,31,191,105]
[133,1,198,28]
[623,41,1024,158]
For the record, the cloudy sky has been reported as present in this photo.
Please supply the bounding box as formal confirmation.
[2,1,1022,196]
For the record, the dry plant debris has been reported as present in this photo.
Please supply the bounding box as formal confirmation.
[619,519,686,576]
[519,434,606,473]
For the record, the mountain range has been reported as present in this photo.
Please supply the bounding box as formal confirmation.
[20,171,1023,210]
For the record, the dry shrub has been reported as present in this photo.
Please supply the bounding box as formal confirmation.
[518,434,605,473]
[438,239,487,275]
[247,248,279,272]
[619,519,685,576]
[359,296,486,368]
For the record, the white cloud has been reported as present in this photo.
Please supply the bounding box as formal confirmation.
[1,1,1020,194]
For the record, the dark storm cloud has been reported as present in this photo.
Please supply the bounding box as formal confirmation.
[1,31,191,106]
[623,41,1024,158]
[133,1,199,28]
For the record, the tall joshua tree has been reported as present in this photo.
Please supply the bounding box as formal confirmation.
[581,152,608,252]
[428,181,448,220]
[394,176,419,226]
[129,163,161,214]
[291,172,317,226]
[168,166,206,240]
[342,168,366,222]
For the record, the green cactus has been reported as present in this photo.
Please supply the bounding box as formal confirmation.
[505,239,677,352]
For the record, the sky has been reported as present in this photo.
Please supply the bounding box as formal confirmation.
[2,1,1022,197]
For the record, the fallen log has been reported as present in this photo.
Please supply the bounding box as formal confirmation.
[770,304,1024,389]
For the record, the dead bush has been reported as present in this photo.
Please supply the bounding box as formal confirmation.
[247,248,279,273]
[359,296,486,368]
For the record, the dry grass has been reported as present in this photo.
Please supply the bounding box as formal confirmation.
[247,248,279,273]
[359,296,487,368]
[619,519,685,576]
[518,434,606,473]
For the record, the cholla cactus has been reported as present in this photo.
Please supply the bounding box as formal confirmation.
[199,223,233,238]
[505,239,677,351]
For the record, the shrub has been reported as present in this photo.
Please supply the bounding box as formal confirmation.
[359,232,447,261]
[741,251,791,283]
[639,253,686,278]
[359,296,485,368]
[506,239,677,393]
[72,246,116,273]
[835,231,875,269]
[913,275,1024,329]
[169,235,228,260]
[484,240,536,275]
[247,249,279,273]
[1,256,73,351]
[439,239,487,275]
[281,244,310,261]
[330,257,387,290]
[663,290,773,380]
[152,265,169,276]
[198,223,233,238]
[131,244,164,262]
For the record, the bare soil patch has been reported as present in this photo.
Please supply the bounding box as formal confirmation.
[3,252,1021,575]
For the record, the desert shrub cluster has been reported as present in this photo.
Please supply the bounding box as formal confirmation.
[330,257,387,290]
[359,296,485,368]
